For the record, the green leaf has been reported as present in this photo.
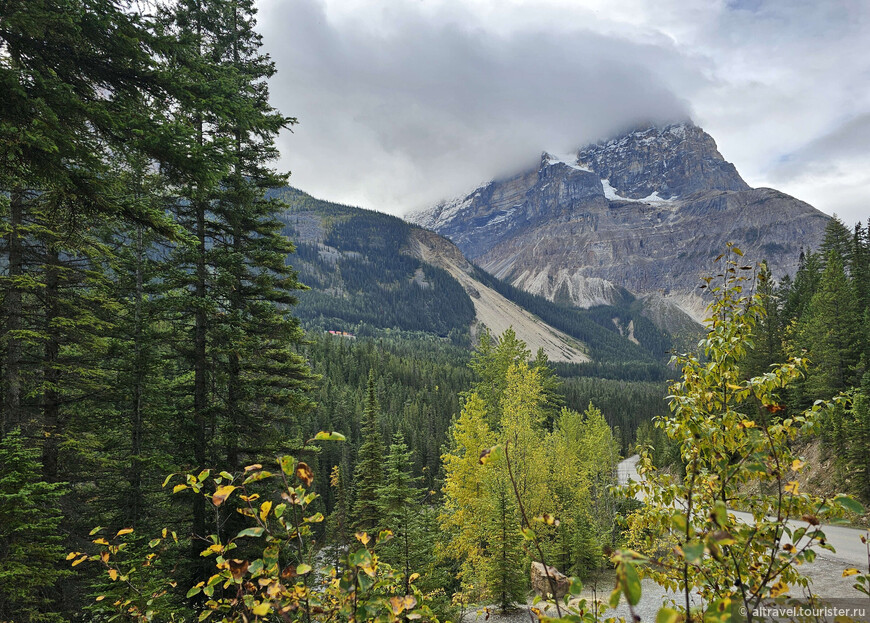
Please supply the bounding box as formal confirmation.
[656,607,680,623]
[609,588,622,609]
[236,527,264,538]
[349,549,372,568]
[279,455,295,476]
[623,563,642,606]
[478,444,505,466]
[186,586,202,598]
[834,495,864,515]
[89,526,103,536]
[711,501,728,528]
[521,527,536,541]
[248,559,264,576]
[569,577,583,596]
[682,541,705,564]
[296,563,312,575]
[242,470,273,484]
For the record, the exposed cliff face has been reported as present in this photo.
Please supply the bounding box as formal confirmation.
[576,123,750,199]
[409,123,829,323]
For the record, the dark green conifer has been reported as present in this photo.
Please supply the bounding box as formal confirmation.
[799,252,860,398]
[376,431,423,594]
[0,430,68,622]
[353,372,384,532]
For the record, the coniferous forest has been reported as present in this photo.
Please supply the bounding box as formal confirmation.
[2,2,869,623]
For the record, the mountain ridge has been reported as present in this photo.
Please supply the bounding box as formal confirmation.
[408,122,830,323]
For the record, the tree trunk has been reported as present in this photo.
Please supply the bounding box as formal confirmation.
[129,225,145,527]
[42,244,60,482]
[225,5,242,471]
[3,189,24,437]
[192,193,207,560]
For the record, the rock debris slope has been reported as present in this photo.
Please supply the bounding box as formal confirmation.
[406,228,589,363]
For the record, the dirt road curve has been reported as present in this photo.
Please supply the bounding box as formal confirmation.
[618,455,869,591]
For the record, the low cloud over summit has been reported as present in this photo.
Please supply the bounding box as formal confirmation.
[259,0,869,224]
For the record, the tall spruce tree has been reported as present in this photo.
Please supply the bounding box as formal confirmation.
[742,262,785,380]
[799,252,860,398]
[846,378,870,502]
[353,371,384,531]
[208,0,313,468]
[376,431,423,594]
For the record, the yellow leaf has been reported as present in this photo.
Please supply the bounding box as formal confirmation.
[172,484,187,494]
[201,543,224,556]
[260,500,272,522]
[66,552,78,561]
[212,485,236,507]
[95,595,105,602]
[785,481,800,495]
[251,603,270,616]
[770,581,789,597]
[108,569,119,581]
[228,559,250,580]
[295,462,314,487]
[72,556,88,567]
[740,419,756,428]
[115,528,134,538]
[843,568,861,577]
[792,459,805,471]
[355,531,370,546]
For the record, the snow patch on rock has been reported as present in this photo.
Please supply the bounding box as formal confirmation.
[600,179,675,204]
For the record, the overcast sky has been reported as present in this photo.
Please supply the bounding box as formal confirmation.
[258,0,869,226]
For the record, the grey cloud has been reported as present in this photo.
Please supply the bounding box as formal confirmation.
[768,114,870,181]
[254,0,870,226]
[258,0,699,215]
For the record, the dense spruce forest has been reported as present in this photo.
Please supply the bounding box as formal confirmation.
[638,217,870,499]
[2,1,869,622]
[745,218,870,499]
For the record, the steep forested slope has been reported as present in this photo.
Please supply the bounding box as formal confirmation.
[273,187,674,371]
[273,187,476,338]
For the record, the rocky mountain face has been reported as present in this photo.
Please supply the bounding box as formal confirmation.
[410,122,829,323]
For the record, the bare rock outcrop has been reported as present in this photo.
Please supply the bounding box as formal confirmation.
[530,561,570,599]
